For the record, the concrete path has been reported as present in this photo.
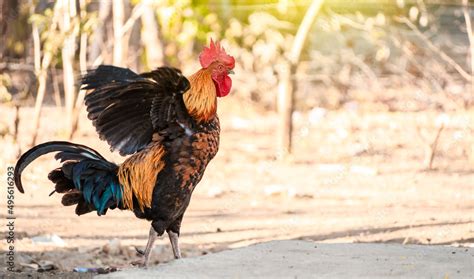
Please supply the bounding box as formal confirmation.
[98,240,473,278]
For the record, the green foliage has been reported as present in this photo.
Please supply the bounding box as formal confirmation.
[222,11,296,107]
[80,9,99,35]
[4,1,31,58]
[0,74,12,103]
[152,0,210,66]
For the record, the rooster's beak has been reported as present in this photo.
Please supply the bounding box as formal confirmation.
[227,70,235,75]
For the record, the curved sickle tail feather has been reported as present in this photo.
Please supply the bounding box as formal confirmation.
[14,141,106,193]
[14,141,123,216]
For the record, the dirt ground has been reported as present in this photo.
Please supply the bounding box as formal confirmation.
[0,103,473,276]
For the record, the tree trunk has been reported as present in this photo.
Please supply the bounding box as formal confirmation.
[69,0,88,140]
[30,52,53,146]
[60,0,78,139]
[90,0,111,64]
[30,1,61,146]
[276,62,294,159]
[141,0,164,69]
[113,0,125,66]
[276,0,324,158]
[126,4,140,71]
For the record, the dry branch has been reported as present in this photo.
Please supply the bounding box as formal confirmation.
[396,16,472,82]
[51,67,62,107]
[13,105,21,158]
[13,105,19,142]
[32,21,40,73]
[427,124,444,170]
[0,63,35,72]
[462,0,474,95]
[416,124,445,170]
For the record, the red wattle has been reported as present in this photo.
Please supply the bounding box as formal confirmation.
[216,75,232,97]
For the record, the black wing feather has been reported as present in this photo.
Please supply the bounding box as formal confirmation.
[81,65,139,89]
[82,65,191,156]
[143,68,191,130]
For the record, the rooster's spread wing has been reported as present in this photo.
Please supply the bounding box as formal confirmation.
[82,65,192,156]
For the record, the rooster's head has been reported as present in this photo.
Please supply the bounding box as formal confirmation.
[199,39,235,97]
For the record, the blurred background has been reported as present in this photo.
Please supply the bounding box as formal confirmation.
[0,0,473,273]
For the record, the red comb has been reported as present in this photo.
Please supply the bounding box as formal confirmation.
[199,39,235,69]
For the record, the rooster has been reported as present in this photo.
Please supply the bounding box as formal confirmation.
[14,40,235,266]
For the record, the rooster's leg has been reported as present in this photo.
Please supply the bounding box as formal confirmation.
[133,226,158,267]
[168,230,182,259]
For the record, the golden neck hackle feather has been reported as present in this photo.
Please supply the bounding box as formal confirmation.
[183,68,217,123]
